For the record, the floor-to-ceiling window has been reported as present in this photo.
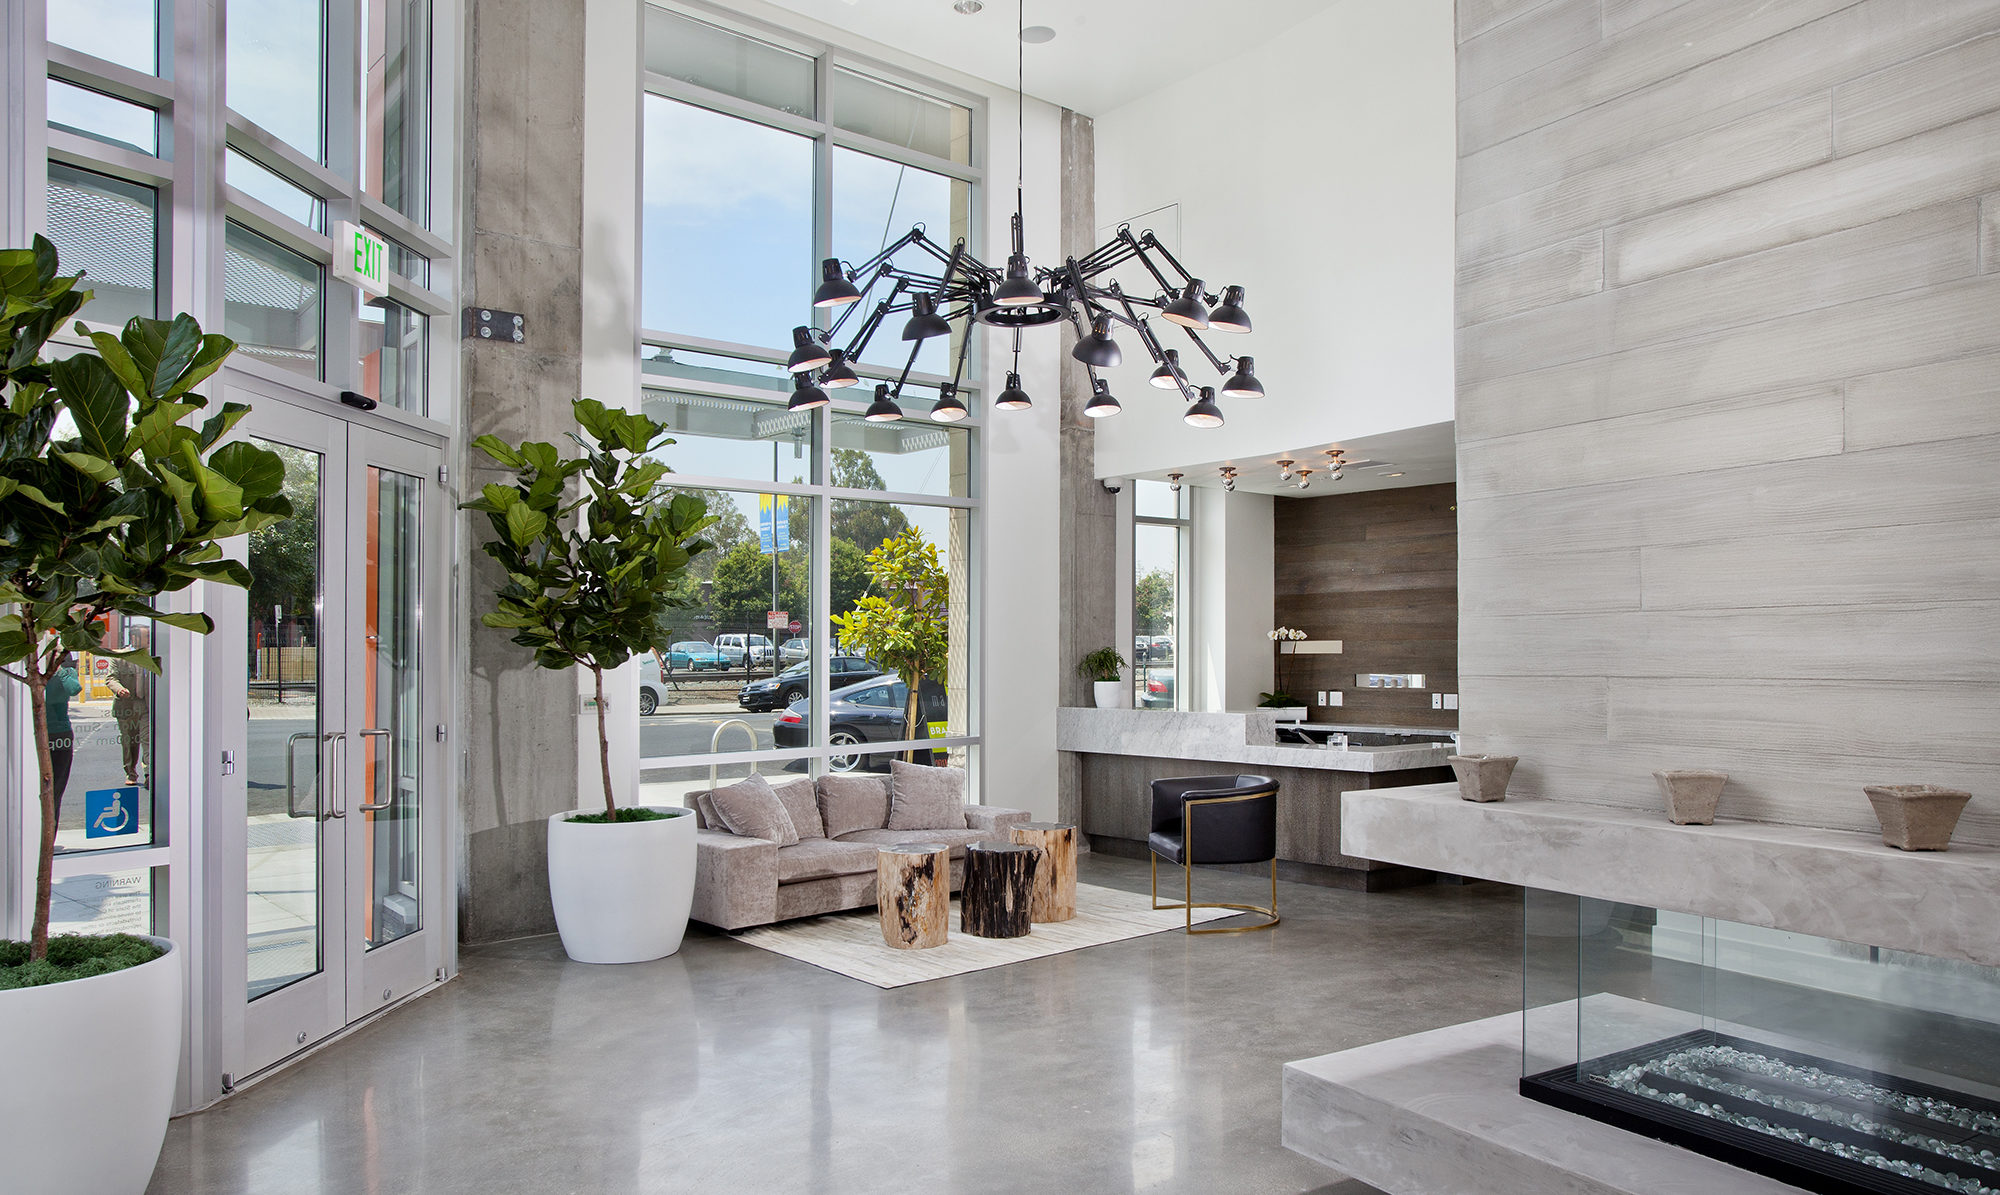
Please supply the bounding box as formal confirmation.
[637,4,982,795]
[9,0,459,1110]
[1132,479,1190,710]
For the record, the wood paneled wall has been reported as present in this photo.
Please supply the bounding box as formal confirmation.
[1274,483,1459,730]
[1455,0,2000,844]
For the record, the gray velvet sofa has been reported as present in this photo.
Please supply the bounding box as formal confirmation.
[688,770,1030,931]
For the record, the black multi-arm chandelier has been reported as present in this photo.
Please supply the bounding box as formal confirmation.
[779,1,1260,429]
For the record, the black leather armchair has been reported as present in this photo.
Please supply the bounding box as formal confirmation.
[1148,774,1280,933]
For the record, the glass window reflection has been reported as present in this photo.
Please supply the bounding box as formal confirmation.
[46,163,157,327]
[227,0,327,163]
[47,0,158,75]
[224,221,323,378]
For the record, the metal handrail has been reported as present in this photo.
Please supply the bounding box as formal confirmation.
[709,719,763,790]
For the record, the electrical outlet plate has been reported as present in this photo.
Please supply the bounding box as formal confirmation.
[1444,693,1459,711]
[1432,693,1443,709]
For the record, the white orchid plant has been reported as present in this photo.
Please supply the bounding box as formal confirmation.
[1261,627,1309,707]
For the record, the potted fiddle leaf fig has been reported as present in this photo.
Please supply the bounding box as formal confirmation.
[1077,647,1128,709]
[463,399,717,963]
[0,236,292,1194]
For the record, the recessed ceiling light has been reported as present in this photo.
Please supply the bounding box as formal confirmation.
[1020,24,1056,43]
[953,0,983,12]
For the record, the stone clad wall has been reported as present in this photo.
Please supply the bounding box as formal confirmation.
[1454,0,2000,843]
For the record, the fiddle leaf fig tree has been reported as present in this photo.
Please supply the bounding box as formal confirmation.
[0,236,293,962]
[463,399,718,819]
[832,529,950,759]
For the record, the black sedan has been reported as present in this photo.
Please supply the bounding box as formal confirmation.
[772,673,948,772]
[737,656,885,712]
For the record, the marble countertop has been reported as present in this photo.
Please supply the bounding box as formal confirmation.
[1056,707,1456,774]
[1342,784,2000,967]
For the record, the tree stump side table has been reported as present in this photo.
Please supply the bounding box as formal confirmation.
[877,844,950,949]
[1010,822,1077,923]
[961,841,1038,939]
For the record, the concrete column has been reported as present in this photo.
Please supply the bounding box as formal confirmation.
[457,0,587,942]
[1055,109,1114,836]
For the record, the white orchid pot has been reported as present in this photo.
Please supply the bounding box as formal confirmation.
[0,936,183,1195]
[1092,680,1129,709]
[547,806,697,964]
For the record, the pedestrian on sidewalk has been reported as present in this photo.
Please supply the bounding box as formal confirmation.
[45,651,81,819]
[108,623,153,786]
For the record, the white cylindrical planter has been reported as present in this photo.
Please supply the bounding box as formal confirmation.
[1092,680,1129,709]
[0,936,183,1195]
[547,806,697,964]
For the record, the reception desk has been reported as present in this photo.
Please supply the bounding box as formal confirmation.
[1058,708,1457,890]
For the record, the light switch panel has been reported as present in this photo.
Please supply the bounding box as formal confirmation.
[1444,693,1459,711]
[1432,693,1443,709]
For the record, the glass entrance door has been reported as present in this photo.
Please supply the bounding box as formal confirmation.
[221,384,447,1080]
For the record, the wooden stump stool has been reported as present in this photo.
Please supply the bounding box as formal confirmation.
[961,841,1038,939]
[877,844,950,949]
[1011,822,1078,923]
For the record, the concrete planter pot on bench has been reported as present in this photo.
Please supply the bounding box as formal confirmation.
[1863,785,1972,851]
[1448,754,1518,802]
[1655,770,1729,826]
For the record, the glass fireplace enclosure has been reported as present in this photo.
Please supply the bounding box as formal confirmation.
[1522,891,2000,1195]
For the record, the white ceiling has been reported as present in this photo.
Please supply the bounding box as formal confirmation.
[745,0,1346,115]
[1121,420,1458,499]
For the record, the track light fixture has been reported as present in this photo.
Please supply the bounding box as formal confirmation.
[1083,377,1121,418]
[863,383,903,423]
[1218,465,1237,492]
[1276,458,1295,482]
[770,0,1258,430]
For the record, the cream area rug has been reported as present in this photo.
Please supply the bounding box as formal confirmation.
[731,882,1237,989]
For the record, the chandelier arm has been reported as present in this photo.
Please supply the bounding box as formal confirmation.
[843,226,930,283]
[1074,235,1141,276]
[949,321,973,389]
[1178,326,1235,375]
[823,261,902,340]
[889,334,925,398]
[1139,232,1205,296]
[1126,239,1185,298]
[843,279,909,362]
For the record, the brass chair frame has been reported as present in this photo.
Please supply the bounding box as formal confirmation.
[1150,789,1280,934]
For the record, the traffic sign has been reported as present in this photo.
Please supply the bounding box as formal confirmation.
[788,620,802,633]
[766,610,788,629]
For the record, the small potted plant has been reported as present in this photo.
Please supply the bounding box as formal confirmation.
[464,400,717,963]
[1259,627,1309,720]
[0,237,292,1191]
[1077,647,1129,708]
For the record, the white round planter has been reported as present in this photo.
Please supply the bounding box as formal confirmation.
[547,806,697,964]
[1092,680,1129,709]
[0,935,183,1195]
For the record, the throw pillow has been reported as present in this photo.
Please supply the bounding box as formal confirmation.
[710,774,800,846]
[817,773,893,839]
[886,760,968,831]
[691,790,721,830]
[771,776,824,839]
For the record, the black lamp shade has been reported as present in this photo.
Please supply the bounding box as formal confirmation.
[786,326,832,373]
[993,254,1044,306]
[820,349,859,388]
[902,293,953,341]
[930,383,969,423]
[1222,356,1265,399]
[864,383,903,423]
[1161,278,1210,330]
[995,371,1033,411]
[1148,349,1184,390]
[1184,387,1224,429]
[1083,378,1121,418]
[1072,314,1123,368]
[813,258,863,308]
[788,374,830,412]
[1208,285,1251,334]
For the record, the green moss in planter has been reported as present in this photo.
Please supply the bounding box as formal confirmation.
[0,934,163,991]
[565,807,680,825]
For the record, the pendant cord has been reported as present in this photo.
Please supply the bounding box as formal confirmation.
[1017,0,1025,196]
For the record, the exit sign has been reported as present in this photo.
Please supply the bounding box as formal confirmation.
[333,221,390,297]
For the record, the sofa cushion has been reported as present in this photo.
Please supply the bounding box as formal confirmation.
[886,760,968,830]
[817,773,892,839]
[835,827,987,858]
[710,774,800,846]
[691,790,721,830]
[771,776,824,840]
[775,838,882,883]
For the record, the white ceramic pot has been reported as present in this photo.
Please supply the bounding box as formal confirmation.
[547,806,697,964]
[0,936,183,1195]
[1092,680,1129,709]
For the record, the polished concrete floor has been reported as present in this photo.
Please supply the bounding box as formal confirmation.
[148,857,1524,1194]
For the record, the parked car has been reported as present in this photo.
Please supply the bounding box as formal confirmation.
[737,656,884,712]
[714,633,774,668]
[778,637,811,664]
[1138,668,1175,709]
[772,673,948,772]
[665,641,728,671]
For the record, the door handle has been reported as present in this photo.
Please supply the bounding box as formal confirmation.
[285,732,318,819]
[322,731,347,819]
[357,728,395,812]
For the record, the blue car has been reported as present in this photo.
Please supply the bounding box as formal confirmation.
[664,641,727,671]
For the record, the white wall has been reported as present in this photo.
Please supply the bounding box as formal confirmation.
[1192,490,1275,711]
[1088,0,1457,480]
